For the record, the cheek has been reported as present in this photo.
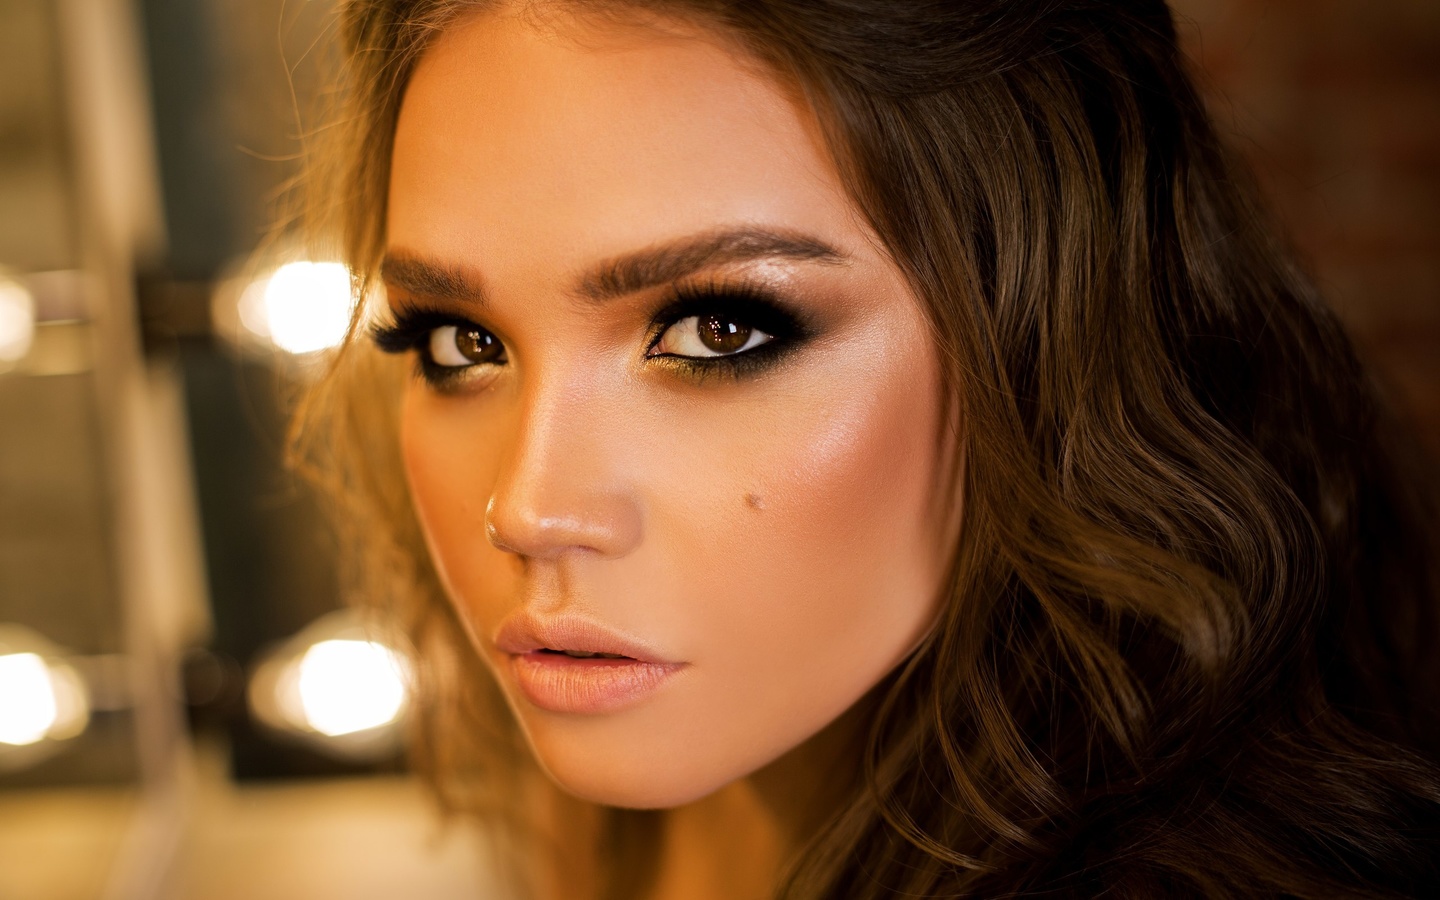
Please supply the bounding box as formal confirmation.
[744,389,939,625]
[646,331,949,762]
[398,388,513,641]
[393,321,953,808]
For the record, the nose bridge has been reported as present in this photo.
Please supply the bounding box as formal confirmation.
[486,371,642,560]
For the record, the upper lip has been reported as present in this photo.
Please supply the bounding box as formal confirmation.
[494,612,674,664]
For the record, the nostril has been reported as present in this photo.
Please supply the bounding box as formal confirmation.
[485,493,642,560]
[482,444,644,560]
[483,499,520,553]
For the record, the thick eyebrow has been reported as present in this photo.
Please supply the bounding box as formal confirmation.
[380,254,485,303]
[575,228,847,302]
[380,228,846,308]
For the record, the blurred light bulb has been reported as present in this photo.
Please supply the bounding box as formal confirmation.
[296,639,409,737]
[238,261,354,354]
[0,277,36,364]
[246,612,412,759]
[0,653,58,746]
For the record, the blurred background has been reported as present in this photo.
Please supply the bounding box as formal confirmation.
[0,0,1434,898]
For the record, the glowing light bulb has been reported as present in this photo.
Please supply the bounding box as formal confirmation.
[239,261,354,354]
[0,277,36,364]
[0,653,58,746]
[296,639,409,737]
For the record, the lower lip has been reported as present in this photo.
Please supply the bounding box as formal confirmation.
[509,652,682,714]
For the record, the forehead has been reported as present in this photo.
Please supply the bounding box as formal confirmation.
[387,6,864,283]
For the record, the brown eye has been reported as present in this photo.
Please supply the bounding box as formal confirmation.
[456,326,502,362]
[697,315,752,354]
[429,324,504,367]
[654,314,771,359]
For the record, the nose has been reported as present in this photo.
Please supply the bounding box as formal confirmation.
[484,378,644,561]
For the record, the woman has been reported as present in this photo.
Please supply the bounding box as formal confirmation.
[291,0,1440,896]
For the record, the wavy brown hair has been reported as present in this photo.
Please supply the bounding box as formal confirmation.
[291,0,1440,896]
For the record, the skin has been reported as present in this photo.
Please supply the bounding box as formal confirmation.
[385,5,959,896]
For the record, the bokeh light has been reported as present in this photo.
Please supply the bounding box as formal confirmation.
[247,611,414,759]
[0,276,36,365]
[296,639,409,738]
[0,653,58,746]
[237,261,354,355]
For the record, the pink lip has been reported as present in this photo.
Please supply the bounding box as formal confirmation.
[494,614,684,714]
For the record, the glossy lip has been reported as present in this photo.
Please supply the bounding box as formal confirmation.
[495,613,685,715]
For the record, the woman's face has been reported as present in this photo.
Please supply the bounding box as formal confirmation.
[385,5,956,808]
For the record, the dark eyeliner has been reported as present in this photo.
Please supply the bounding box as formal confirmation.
[370,304,506,387]
[645,281,813,380]
[371,306,460,354]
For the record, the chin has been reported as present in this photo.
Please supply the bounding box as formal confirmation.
[518,714,757,809]
[542,763,724,810]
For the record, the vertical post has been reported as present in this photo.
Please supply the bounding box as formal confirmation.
[52,1,209,898]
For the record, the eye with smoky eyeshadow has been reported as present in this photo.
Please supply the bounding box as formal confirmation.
[369,279,815,389]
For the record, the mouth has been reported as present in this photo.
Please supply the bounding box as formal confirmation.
[495,612,672,663]
[495,614,684,714]
[534,648,631,660]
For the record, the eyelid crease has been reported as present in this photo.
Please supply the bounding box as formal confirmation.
[644,279,813,354]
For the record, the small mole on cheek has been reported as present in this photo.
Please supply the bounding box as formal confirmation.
[745,493,764,511]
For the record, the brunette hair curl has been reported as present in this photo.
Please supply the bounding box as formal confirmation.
[291,1,1440,897]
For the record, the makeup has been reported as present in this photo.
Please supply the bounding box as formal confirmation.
[495,615,686,715]
[371,279,813,388]
[390,6,949,810]
[371,305,509,390]
[644,279,813,381]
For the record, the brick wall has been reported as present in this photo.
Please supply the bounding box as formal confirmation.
[1171,0,1440,455]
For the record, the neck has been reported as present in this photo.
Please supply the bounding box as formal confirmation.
[644,697,872,900]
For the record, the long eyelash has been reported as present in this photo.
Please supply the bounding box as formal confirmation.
[370,303,505,389]
[369,304,467,355]
[646,279,813,380]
